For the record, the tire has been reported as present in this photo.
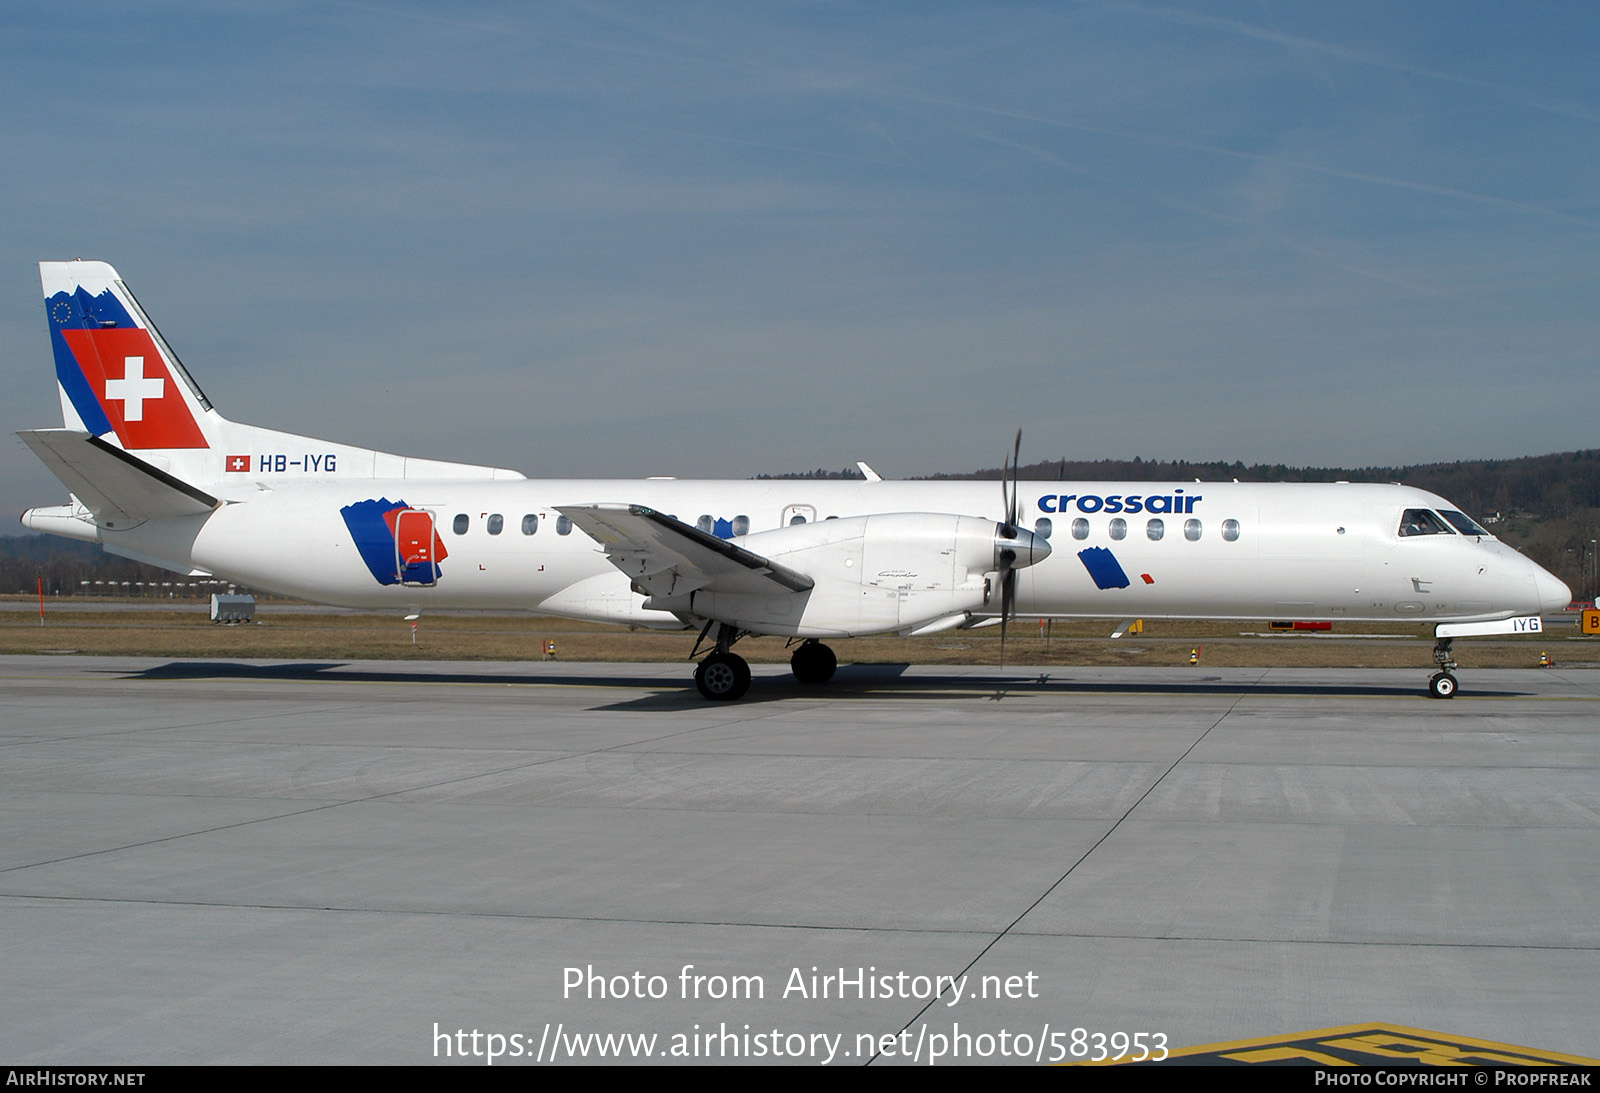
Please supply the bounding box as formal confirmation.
[1428,671,1458,699]
[790,641,837,685]
[695,652,751,701]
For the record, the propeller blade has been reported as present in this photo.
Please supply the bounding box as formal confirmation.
[999,445,1011,531]
[997,428,1023,666]
[1006,429,1021,530]
[999,566,1016,665]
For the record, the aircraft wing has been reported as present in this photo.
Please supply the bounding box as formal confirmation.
[19,428,218,524]
[556,504,814,599]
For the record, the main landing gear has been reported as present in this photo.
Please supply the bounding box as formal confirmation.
[694,650,751,701]
[691,626,839,700]
[789,639,837,685]
[693,622,753,701]
[1428,637,1458,699]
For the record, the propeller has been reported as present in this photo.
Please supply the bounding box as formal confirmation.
[998,429,1022,664]
[986,430,1052,665]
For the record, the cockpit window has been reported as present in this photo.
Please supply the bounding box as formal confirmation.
[1440,509,1489,537]
[1398,509,1454,537]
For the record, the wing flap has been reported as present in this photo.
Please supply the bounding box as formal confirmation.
[19,428,218,524]
[557,504,814,599]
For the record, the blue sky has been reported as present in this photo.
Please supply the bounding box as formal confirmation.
[3,2,1597,521]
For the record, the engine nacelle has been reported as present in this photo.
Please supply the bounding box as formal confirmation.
[648,512,1051,637]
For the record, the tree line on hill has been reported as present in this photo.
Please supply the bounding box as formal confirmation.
[0,536,239,599]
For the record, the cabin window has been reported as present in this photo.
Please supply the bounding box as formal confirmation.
[1398,509,1453,537]
[1440,509,1489,536]
[1147,518,1164,541]
[521,514,538,535]
[1184,518,1202,541]
[452,514,468,535]
[1221,518,1240,542]
[731,515,750,536]
[1071,518,1089,540]
[1108,517,1126,541]
[697,515,713,533]
[790,514,807,525]
[556,515,572,536]
[487,514,503,536]
[1033,517,1052,539]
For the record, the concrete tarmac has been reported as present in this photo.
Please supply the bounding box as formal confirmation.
[2,656,1597,1065]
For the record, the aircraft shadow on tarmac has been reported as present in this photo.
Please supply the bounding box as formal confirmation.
[113,660,1533,711]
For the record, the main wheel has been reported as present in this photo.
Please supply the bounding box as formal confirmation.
[1428,671,1458,699]
[695,652,751,701]
[790,641,837,685]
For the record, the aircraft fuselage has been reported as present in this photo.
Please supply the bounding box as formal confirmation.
[73,477,1563,632]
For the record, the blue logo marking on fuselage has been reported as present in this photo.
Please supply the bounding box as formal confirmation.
[1078,547,1131,590]
[1038,491,1201,515]
[342,498,408,584]
[340,497,447,585]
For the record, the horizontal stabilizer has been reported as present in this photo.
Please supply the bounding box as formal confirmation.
[19,429,218,525]
[556,504,814,600]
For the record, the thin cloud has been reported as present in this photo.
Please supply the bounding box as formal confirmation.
[870,87,1600,230]
[1110,0,1600,125]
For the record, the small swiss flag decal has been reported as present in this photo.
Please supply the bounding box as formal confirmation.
[226,455,251,473]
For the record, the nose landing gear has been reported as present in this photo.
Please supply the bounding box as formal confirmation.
[1428,638,1458,699]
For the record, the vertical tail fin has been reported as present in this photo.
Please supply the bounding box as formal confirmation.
[34,260,526,490]
[43,260,216,454]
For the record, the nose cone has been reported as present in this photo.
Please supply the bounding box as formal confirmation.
[1024,529,1052,566]
[995,526,1052,569]
[1533,564,1572,614]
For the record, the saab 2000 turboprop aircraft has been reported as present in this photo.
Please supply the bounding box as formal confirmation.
[19,261,1571,700]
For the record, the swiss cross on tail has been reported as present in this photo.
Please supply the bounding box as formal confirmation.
[226,455,251,472]
[58,328,208,449]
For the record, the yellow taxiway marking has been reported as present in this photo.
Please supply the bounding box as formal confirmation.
[1130,1022,1598,1066]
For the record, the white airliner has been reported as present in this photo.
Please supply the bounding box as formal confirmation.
[19,261,1571,700]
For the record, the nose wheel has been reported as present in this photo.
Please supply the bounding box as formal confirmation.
[695,651,751,701]
[1428,638,1458,699]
